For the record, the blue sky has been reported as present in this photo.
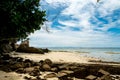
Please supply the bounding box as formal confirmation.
[29,0,120,47]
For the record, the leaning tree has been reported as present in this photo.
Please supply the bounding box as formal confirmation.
[0,0,46,53]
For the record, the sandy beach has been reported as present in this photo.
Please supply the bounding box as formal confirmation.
[12,51,100,63]
[0,51,120,80]
[0,51,99,80]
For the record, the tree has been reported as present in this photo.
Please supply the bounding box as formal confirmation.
[0,0,46,53]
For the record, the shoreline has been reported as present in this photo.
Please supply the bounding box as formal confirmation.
[12,51,120,66]
[12,51,101,64]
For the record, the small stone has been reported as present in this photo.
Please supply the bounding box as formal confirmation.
[16,68,24,73]
[100,75,111,80]
[51,67,58,72]
[36,76,41,79]
[11,63,23,70]
[46,77,59,80]
[85,75,97,80]
[60,70,74,74]
[44,73,57,78]
[98,69,110,75]
[24,67,34,73]
[42,64,51,71]
[57,72,67,77]
[24,76,31,80]
[58,64,68,70]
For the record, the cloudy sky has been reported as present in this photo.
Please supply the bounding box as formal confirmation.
[29,0,120,48]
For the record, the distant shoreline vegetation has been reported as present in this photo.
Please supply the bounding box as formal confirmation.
[41,47,120,49]
[51,50,89,54]
[106,52,120,54]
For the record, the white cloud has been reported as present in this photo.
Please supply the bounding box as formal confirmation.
[98,19,120,31]
[96,0,120,17]
[41,0,69,8]
[58,20,78,27]
[29,28,120,47]
[28,0,120,47]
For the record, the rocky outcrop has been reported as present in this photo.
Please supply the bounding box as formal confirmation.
[16,39,50,54]
[0,54,120,80]
[17,46,44,54]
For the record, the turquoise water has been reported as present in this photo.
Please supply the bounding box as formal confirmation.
[47,47,120,62]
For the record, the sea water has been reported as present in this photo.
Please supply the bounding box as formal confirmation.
[47,47,120,62]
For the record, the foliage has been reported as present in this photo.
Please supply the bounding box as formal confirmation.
[0,0,46,40]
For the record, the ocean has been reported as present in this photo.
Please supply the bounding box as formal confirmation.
[47,47,120,62]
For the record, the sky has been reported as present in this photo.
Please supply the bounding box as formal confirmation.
[28,0,120,48]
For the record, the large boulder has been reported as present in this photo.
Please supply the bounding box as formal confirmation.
[24,47,44,54]
[16,40,44,54]
[16,41,29,52]
[16,45,44,54]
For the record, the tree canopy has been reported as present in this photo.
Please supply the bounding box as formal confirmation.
[0,0,46,40]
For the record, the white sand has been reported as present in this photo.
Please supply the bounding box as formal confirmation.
[12,51,100,63]
[0,71,30,80]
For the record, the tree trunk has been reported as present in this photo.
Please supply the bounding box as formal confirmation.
[0,40,13,54]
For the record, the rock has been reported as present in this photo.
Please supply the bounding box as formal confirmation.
[51,67,58,72]
[16,41,29,52]
[16,68,24,73]
[97,69,110,77]
[36,76,41,80]
[24,62,31,68]
[44,59,52,66]
[44,73,57,78]
[46,77,59,80]
[0,65,12,72]
[67,67,86,79]
[42,64,51,71]
[57,72,67,77]
[24,59,32,63]
[11,62,24,70]
[2,54,12,60]
[17,46,44,54]
[16,57,24,62]
[58,64,69,70]
[24,67,34,73]
[28,66,40,76]
[24,76,32,80]
[24,59,33,67]
[100,75,111,80]
[98,69,110,76]
[0,58,7,64]
[32,62,41,67]
[60,70,74,74]
[16,39,44,54]
[85,75,97,80]
[110,75,120,80]
[25,47,44,54]
[57,70,74,80]
[29,70,40,77]
[42,48,50,53]
[96,69,111,80]
[69,66,78,70]
[39,60,44,66]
